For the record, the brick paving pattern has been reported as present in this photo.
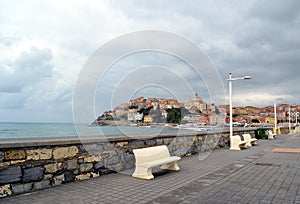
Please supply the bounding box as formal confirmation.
[1,133,300,204]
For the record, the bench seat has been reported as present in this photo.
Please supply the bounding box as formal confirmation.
[141,156,181,168]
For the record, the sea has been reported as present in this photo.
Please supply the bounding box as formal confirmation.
[0,122,190,139]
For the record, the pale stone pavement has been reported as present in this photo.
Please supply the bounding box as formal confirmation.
[1,133,300,204]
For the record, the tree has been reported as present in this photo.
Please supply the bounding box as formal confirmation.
[164,107,190,124]
[167,111,176,123]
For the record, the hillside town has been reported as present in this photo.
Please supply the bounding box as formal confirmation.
[92,93,300,127]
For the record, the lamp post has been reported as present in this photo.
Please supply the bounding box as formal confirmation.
[274,101,277,134]
[288,105,291,133]
[274,98,285,134]
[227,73,251,138]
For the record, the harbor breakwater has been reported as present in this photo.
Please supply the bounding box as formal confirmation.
[0,127,289,198]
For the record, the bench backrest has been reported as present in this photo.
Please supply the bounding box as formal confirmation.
[133,145,171,165]
[242,134,252,141]
[230,135,242,143]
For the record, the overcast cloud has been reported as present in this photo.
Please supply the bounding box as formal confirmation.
[0,0,299,122]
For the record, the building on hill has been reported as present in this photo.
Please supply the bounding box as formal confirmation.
[217,105,228,114]
[245,106,261,115]
[234,106,247,115]
[127,108,137,121]
[114,106,128,119]
[128,105,145,122]
[182,114,201,124]
[209,112,226,125]
[186,93,215,113]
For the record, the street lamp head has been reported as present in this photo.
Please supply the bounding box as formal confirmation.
[227,74,251,81]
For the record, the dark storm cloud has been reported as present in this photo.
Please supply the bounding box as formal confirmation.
[0,46,53,93]
[200,0,300,106]
[248,0,300,23]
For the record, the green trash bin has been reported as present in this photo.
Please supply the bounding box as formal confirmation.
[258,128,267,139]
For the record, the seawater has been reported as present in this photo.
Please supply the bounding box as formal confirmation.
[0,122,186,139]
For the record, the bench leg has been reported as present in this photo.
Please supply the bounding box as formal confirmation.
[132,166,154,180]
[230,146,241,150]
[251,141,257,146]
[246,142,252,148]
[230,143,241,150]
[268,135,274,139]
[161,161,180,171]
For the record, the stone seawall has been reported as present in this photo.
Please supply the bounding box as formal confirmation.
[0,127,275,198]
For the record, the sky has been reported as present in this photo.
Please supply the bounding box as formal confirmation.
[0,0,300,122]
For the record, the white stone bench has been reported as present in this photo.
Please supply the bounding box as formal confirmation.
[230,135,247,150]
[132,145,181,180]
[242,133,257,147]
[267,130,276,139]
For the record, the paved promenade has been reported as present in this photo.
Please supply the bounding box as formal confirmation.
[1,133,300,204]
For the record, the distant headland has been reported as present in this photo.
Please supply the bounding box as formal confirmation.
[91,94,300,127]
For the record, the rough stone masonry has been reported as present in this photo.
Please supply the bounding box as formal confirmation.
[0,128,260,198]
